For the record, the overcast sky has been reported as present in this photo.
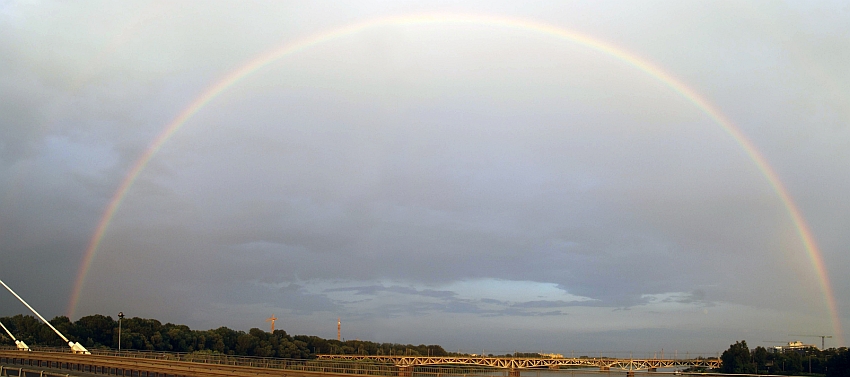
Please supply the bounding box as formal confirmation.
[2,1,849,356]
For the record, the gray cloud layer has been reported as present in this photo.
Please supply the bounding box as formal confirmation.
[1,1,849,354]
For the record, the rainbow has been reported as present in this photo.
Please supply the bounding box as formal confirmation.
[68,13,842,343]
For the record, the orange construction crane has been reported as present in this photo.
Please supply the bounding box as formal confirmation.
[266,315,278,332]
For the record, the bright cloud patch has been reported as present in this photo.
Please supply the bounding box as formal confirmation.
[294,279,594,318]
[443,279,593,304]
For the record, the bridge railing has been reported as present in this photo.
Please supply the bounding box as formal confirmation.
[0,365,85,377]
[0,346,506,377]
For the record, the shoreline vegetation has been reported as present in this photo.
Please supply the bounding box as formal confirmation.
[0,314,451,358]
[719,340,849,377]
[2,314,849,376]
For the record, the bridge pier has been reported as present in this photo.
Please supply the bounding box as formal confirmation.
[648,368,657,372]
[627,371,635,377]
[508,369,520,377]
[599,366,610,371]
[398,365,413,377]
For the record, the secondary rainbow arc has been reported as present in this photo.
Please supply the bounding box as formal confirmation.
[68,13,843,344]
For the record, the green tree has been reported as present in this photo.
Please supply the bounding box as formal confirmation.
[752,346,768,372]
[4,314,65,347]
[785,350,804,374]
[75,314,115,347]
[48,316,77,345]
[721,340,754,373]
[826,347,850,377]
[209,326,240,354]
[235,329,261,355]
[3,312,459,361]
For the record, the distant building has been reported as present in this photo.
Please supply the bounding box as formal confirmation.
[541,353,564,359]
[770,341,818,353]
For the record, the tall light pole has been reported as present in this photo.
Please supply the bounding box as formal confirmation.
[118,312,124,352]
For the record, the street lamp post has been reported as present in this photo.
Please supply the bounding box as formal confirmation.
[118,312,124,352]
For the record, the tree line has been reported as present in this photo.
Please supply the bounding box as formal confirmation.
[0,314,447,359]
[720,340,850,376]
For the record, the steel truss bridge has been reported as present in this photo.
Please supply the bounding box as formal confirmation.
[316,355,721,371]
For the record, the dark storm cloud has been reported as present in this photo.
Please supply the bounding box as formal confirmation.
[2,0,849,352]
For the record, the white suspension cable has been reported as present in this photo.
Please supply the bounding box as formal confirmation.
[0,278,87,353]
[0,278,68,342]
[0,319,30,351]
[0,320,17,341]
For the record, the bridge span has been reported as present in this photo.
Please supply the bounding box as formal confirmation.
[0,348,459,377]
[316,355,720,372]
[0,348,719,377]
